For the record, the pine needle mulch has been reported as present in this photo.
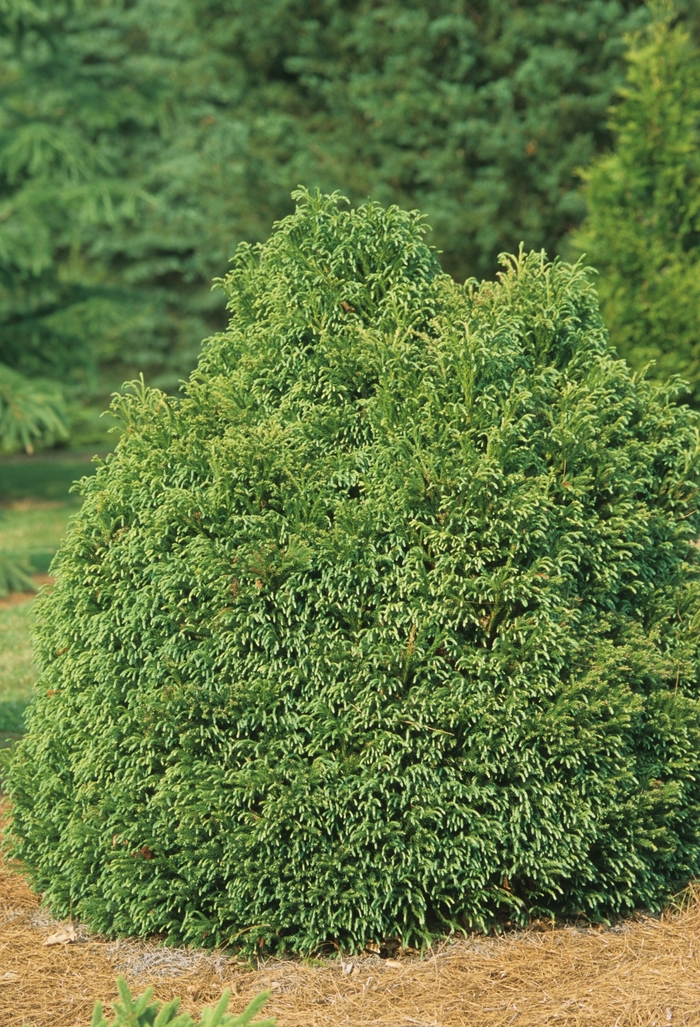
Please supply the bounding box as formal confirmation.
[3,850,700,1027]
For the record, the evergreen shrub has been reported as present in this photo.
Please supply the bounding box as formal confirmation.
[7,190,700,954]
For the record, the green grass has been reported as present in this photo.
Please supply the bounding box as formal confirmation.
[0,501,79,573]
[0,450,98,502]
[0,451,95,735]
[0,599,37,731]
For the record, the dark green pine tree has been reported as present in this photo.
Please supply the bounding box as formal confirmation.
[0,0,659,431]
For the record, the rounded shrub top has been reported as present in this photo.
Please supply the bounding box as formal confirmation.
[7,189,700,954]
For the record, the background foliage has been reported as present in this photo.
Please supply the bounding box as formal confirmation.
[574,2,700,403]
[0,0,670,437]
[7,192,700,954]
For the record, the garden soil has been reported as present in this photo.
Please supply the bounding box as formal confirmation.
[3,835,700,1027]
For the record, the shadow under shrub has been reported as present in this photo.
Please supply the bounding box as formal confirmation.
[6,189,700,954]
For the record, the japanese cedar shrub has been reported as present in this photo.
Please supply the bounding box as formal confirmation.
[7,189,700,954]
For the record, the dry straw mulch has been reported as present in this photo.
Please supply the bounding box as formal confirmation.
[3,854,700,1026]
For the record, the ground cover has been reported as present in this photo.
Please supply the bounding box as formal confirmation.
[3,845,700,1027]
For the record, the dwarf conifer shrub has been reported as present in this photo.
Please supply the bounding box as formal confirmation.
[6,190,700,954]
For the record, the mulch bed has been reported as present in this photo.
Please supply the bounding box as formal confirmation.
[3,818,700,1024]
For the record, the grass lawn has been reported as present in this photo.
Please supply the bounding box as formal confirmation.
[0,500,80,573]
[0,452,98,736]
[0,599,37,734]
[0,501,78,733]
[0,450,99,503]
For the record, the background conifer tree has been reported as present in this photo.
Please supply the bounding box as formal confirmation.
[574,2,700,401]
[0,0,657,436]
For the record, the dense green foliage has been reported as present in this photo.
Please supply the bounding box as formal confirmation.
[574,3,700,402]
[8,192,700,954]
[0,365,67,455]
[91,978,273,1027]
[0,0,656,419]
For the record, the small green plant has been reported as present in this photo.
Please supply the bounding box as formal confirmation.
[7,189,700,955]
[90,978,273,1027]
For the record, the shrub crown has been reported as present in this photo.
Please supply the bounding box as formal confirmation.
[7,190,700,954]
